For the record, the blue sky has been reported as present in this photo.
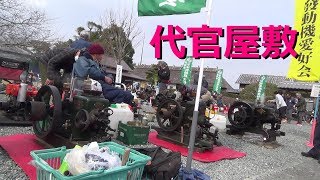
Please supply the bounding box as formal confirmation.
[26,0,295,88]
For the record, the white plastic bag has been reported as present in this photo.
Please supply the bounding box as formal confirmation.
[64,146,91,175]
[99,147,122,169]
[64,142,122,175]
[84,145,121,171]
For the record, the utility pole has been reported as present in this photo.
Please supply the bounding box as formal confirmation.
[139,33,145,65]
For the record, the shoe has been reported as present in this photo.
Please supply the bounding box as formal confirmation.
[297,123,302,126]
[282,119,287,123]
[301,152,319,159]
[301,152,314,158]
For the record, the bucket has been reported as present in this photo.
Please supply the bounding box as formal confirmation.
[209,115,227,131]
[109,107,134,136]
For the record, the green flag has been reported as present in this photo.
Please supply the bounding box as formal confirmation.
[256,75,267,104]
[138,0,207,16]
[180,56,193,85]
[212,69,223,94]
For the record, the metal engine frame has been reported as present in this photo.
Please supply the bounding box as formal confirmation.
[154,93,221,152]
[226,101,285,142]
[0,47,35,125]
[25,85,115,148]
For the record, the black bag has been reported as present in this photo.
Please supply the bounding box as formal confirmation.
[135,147,181,180]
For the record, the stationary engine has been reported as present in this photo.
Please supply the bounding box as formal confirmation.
[25,84,114,147]
[0,73,38,121]
[226,101,285,142]
[154,90,220,152]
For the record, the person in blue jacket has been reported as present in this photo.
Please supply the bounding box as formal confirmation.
[70,31,91,50]
[73,43,133,105]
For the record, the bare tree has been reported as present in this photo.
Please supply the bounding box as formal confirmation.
[0,0,52,47]
[100,9,142,65]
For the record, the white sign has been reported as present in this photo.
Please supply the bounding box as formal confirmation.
[311,84,320,97]
[159,0,185,7]
[115,65,123,84]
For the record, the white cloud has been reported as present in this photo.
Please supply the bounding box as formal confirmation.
[26,0,48,8]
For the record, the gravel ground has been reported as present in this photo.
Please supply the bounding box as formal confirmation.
[192,123,319,180]
[0,122,319,180]
[0,126,33,180]
[0,97,319,180]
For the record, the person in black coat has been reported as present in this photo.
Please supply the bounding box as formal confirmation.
[193,73,209,89]
[38,47,78,91]
[38,33,91,91]
[157,61,170,94]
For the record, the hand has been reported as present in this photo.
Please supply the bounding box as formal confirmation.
[45,79,54,85]
[104,76,112,84]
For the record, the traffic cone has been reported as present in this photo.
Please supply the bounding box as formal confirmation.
[306,118,316,148]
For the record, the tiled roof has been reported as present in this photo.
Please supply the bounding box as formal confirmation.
[133,64,234,91]
[278,81,317,90]
[236,73,319,90]
[102,67,146,81]
[236,74,287,85]
[0,45,32,63]
[100,56,133,72]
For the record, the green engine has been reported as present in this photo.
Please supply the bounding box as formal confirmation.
[71,95,113,141]
[25,85,115,143]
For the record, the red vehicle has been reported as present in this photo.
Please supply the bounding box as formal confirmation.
[0,46,38,123]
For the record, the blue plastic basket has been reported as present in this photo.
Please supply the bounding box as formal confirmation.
[30,142,151,180]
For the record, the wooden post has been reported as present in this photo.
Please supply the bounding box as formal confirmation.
[121,148,131,166]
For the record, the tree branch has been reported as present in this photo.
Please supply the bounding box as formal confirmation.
[100,9,142,65]
[0,0,52,47]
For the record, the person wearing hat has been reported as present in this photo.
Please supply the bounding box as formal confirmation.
[70,31,91,50]
[157,61,170,94]
[73,43,134,105]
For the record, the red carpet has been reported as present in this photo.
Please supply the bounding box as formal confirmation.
[0,134,42,180]
[148,131,246,162]
[0,132,246,179]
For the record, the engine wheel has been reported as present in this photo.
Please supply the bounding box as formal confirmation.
[32,85,62,139]
[228,101,254,129]
[74,109,90,132]
[156,99,183,131]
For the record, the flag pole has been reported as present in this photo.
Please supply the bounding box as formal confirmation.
[186,0,213,171]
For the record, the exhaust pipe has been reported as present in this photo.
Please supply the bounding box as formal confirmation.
[25,101,48,121]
